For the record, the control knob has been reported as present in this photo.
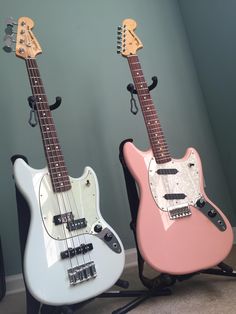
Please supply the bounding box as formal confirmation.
[94,224,102,233]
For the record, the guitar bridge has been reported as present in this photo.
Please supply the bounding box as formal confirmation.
[67,261,97,285]
[168,204,192,220]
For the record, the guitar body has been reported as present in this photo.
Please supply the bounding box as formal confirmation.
[123,141,233,275]
[14,158,125,305]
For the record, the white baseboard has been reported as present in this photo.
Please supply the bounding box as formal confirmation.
[5,228,236,296]
[124,247,138,268]
[5,273,24,296]
[233,227,236,244]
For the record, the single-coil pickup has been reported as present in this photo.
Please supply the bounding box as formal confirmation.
[53,212,74,225]
[60,243,93,259]
[157,168,178,175]
[68,261,97,285]
[164,193,186,200]
[66,218,87,231]
[169,206,192,220]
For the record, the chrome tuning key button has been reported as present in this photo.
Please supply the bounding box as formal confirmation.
[3,34,15,48]
[5,17,17,27]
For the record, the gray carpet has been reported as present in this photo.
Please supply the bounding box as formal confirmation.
[1,247,236,314]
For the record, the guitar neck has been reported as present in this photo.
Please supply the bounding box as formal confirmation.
[25,58,71,192]
[127,55,171,164]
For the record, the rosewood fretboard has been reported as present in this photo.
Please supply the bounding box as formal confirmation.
[25,58,71,193]
[127,55,171,164]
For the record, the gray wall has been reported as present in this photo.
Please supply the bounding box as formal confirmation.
[0,0,233,276]
[179,0,236,225]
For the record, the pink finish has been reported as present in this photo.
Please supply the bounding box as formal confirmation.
[124,142,234,275]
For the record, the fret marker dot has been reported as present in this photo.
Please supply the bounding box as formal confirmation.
[60,183,63,186]
[137,72,139,75]
[47,127,49,130]
[35,81,37,83]
[55,163,59,167]
[144,97,146,99]
[47,147,50,150]
[39,97,41,100]
[58,174,61,177]
[55,146,58,149]
[147,107,149,110]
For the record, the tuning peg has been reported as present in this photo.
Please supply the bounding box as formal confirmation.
[3,34,16,52]
[117,44,122,54]
[117,26,122,30]
[5,25,15,35]
[117,36,122,40]
[3,34,15,47]
[5,17,17,27]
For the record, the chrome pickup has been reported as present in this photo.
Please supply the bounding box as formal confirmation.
[60,243,93,259]
[168,204,192,220]
[68,261,97,285]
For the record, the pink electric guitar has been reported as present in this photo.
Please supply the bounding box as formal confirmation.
[117,18,233,275]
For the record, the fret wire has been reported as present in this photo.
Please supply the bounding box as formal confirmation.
[25,59,71,192]
[50,171,69,176]
[127,55,171,163]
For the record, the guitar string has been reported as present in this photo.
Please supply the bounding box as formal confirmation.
[58,191,87,267]
[26,58,73,265]
[128,56,175,213]
[27,58,77,270]
[131,61,193,211]
[28,58,92,270]
[62,187,93,264]
[130,55,198,213]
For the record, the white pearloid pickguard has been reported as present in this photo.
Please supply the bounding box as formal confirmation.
[149,150,201,211]
[40,170,100,240]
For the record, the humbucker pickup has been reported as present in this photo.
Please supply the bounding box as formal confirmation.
[60,243,93,259]
[68,261,97,285]
[53,212,74,225]
[66,218,87,231]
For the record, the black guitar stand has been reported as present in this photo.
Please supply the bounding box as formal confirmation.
[127,77,158,115]
[10,95,171,314]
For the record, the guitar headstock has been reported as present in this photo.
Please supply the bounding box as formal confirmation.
[117,18,143,57]
[3,16,42,59]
